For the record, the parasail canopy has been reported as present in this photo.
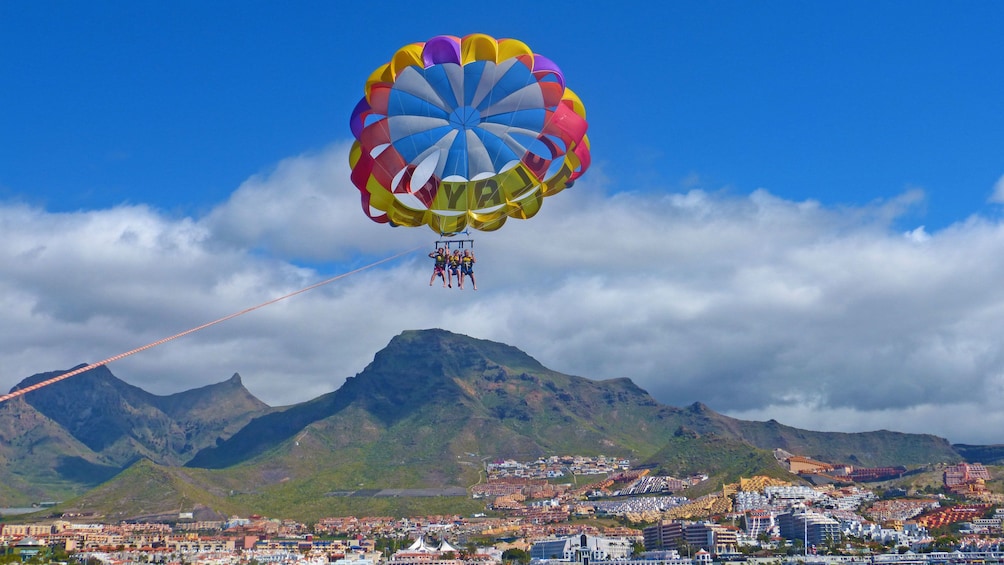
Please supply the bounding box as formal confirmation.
[349,34,590,233]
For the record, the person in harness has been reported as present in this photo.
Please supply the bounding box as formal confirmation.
[428,248,448,287]
[460,249,477,290]
[448,249,462,288]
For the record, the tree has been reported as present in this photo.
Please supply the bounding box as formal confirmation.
[502,548,530,565]
[375,536,404,556]
[788,539,804,556]
[774,539,789,556]
[933,534,959,552]
[824,534,838,555]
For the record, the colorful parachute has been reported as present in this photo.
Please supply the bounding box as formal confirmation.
[349,34,590,233]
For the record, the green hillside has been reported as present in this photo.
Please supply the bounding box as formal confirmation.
[0,367,270,506]
[2,329,977,520]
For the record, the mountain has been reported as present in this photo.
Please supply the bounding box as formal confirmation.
[953,444,1004,465]
[0,396,112,504]
[638,426,793,495]
[186,331,955,473]
[0,329,969,518]
[670,402,959,468]
[56,458,237,524]
[0,366,270,506]
[187,328,674,472]
[175,329,959,519]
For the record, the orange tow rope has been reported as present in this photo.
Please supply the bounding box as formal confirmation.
[0,246,422,404]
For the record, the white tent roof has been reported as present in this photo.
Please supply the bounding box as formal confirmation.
[439,540,459,553]
[406,536,457,554]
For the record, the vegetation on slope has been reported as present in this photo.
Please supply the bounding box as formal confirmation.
[2,329,982,519]
[641,427,796,497]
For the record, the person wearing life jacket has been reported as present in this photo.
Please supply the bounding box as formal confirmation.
[460,249,477,290]
[448,249,462,288]
[429,248,448,287]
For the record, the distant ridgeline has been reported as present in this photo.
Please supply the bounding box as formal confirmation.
[0,329,975,519]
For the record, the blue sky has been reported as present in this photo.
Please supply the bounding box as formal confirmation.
[5,2,1002,224]
[3,2,1004,444]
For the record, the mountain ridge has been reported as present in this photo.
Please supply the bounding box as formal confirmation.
[0,328,973,516]
[0,365,271,505]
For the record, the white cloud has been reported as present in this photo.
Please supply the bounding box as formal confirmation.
[904,226,929,242]
[990,174,1004,204]
[204,142,430,261]
[4,145,1004,444]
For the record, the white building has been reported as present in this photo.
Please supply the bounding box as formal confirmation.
[531,534,633,563]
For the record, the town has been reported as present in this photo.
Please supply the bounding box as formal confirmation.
[3,456,1004,565]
